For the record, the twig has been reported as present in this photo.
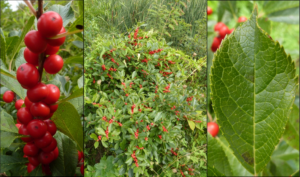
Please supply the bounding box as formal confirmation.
[49,30,84,39]
[23,0,37,16]
[36,0,45,82]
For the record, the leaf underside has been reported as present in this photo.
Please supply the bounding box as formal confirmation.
[210,6,298,175]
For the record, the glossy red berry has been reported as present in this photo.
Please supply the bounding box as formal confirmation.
[24,30,47,54]
[238,16,247,23]
[52,147,59,159]
[42,138,57,153]
[214,22,225,32]
[38,151,55,164]
[37,11,63,38]
[80,164,84,175]
[44,55,64,74]
[17,107,33,125]
[40,112,54,120]
[207,6,213,15]
[49,104,58,113]
[19,124,34,142]
[25,96,33,108]
[28,156,40,166]
[15,99,24,110]
[229,28,234,34]
[30,102,50,117]
[23,143,39,156]
[218,25,230,38]
[3,90,14,103]
[26,119,47,139]
[27,83,49,103]
[24,47,39,66]
[34,131,53,148]
[47,27,66,46]
[42,84,60,104]
[44,120,57,136]
[16,63,40,89]
[45,44,60,55]
[27,163,37,173]
[211,37,221,52]
[78,150,82,162]
[207,122,219,137]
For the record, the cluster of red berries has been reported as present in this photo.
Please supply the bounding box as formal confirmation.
[131,151,139,167]
[78,151,84,175]
[134,128,139,139]
[131,104,136,114]
[170,148,178,156]
[162,125,168,132]
[163,84,171,93]
[149,48,163,55]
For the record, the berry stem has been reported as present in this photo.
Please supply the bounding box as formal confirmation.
[48,30,84,39]
[23,0,37,16]
[36,0,46,82]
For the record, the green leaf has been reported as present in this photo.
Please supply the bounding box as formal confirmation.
[77,76,84,88]
[29,165,43,176]
[94,141,99,149]
[48,1,75,27]
[0,132,20,148]
[14,47,26,69]
[187,120,195,131]
[68,97,83,115]
[11,16,35,62]
[271,140,299,161]
[58,88,83,103]
[50,131,78,176]
[0,69,26,99]
[283,104,299,150]
[95,126,106,136]
[257,18,271,34]
[0,109,18,133]
[218,1,236,17]
[6,36,19,58]
[65,56,83,65]
[68,13,83,39]
[0,155,28,173]
[51,102,83,152]
[154,112,163,122]
[0,30,6,67]
[90,133,98,140]
[267,7,299,24]
[263,1,299,15]
[72,41,83,49]
[210,6,298,174]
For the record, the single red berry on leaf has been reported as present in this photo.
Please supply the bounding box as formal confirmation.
[28,156,40,166]
[44,119,57,136]
[19,125,34,142]
[27,163,37,173]
[15,99,24,110]
[37,11,63,38]
[45,44,60,55]
[42,138,57,152]
[26,119,47,139]
[207,6,213,15]
[24,47,39,66]
[238,16,247,23]
[42,84,60,105]
[17,107,33,125]
[44,55,64,74]
[214,22,225,32]
[23,143,39,157]
[17,63,40,89]
[34,131,53,148]
[38,151,55,164]
[3,90,14,103]
[207,122,219,137]
[27,82,49,103]
[30,102,50,117]
[24,30,47,54]
[47,27,66,46]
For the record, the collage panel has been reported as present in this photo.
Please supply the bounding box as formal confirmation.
[0,0,84,176]
[83,0,207,176]
[207,1,299,177]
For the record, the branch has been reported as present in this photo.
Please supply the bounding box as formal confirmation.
[23,0,37,16]
[36,0,45,82]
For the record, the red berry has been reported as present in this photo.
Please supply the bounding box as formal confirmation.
[3,90,14,103]
[19,124,34,142]
[42,138,57,152]
[42,84,60,104]
[30,102,50,117]
[47,27,66,46]
[78,150,82,162]
[27,163,37,173]
[24,30,47,54]
[16,63,40,89]
[28,156,40,166]
[214,22,225,32]
[44,120,57,136]
[207,6,213,15]
[17,107,33,125]
[218,25,229,38]
[238,16,247,23]
[27,83,49,103]
[23,143,39,157]
[25,96,33,108]
[229,28,234,34]
[80,164,84,175]
[42,164,52,175]
[207,122,219,137]
[24,47,39,66]
[15,123,22,129]
[37,11,63,38]
[38,151,55,164]
[40,112,54,120]
[15,99,24,110]
[52,147,59,159]
[44,55,64,74]
[45,44,60,55]
[26,119,47,139]
[49,104,58,113]
[34,131,53,148]
[211,37,221,52]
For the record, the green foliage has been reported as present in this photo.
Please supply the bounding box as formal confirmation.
[209,4,299,176]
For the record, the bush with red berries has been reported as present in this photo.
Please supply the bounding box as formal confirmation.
[1,1,83,176]
[84,27,207,176]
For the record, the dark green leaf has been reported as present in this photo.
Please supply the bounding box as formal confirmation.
[0,155,28,173]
